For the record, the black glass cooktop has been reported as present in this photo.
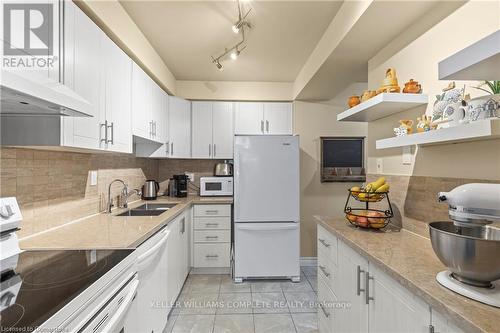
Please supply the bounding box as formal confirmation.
[0,249,133,331]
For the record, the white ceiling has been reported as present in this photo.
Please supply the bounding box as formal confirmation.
[120,0,343,82]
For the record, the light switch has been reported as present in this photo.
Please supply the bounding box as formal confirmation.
[376,159,383,173]
[90,170,98,186]
[402,147,412,165]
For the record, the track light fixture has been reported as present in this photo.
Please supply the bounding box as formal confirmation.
[211,0,252,71]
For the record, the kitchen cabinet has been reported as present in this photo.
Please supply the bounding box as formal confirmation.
[192,101,234,158]
[131,63,167,144]
[317,225,446,333]
[168,96,191,158]
[62,1,102,149]
[235,102,292,135]
[193,204,231,269]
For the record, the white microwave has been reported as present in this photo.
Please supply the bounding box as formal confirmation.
[200,177,233,197]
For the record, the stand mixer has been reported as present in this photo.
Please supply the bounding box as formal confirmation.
[429,183,500,307]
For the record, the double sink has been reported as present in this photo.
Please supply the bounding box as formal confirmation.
[116,203,177,217]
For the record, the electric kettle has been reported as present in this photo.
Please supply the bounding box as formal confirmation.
[142,180,160,200]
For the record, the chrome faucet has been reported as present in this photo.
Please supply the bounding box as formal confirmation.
[106,179,127,213]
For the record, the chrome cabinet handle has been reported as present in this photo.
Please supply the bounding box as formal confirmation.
[154,121,157,136]
[205,236,218,239]
[205,210,219,214]
[180,217,185,234]
[171,142,174,156]
[357,265,365,296]
[209,144,212,157]
[149,121,153,137]
[213,144,216,157]
[205,254,219,258]
[319,303,330,318]
[429,325,435,333]
[365,272,374,304]
[205,223,219,227]
[260,120,264,133]
[107,122,114,144]
[318,238,330,248]
[100,120,108,144]
[319,265,330,277]
[266,120,269,133]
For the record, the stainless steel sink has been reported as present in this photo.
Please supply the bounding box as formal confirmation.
[115,203,177,217]
[134,203,177,211]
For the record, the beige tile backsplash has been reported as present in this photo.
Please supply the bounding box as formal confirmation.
[0,147,221,238]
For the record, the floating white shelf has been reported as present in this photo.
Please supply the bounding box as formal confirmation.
[376,119,500,149]
[337,93,428,122]
[438,30,500,81]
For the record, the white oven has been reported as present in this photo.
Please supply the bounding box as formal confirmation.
[200,177,233,197]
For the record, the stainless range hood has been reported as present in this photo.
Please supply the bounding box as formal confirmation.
[0,71,93,117]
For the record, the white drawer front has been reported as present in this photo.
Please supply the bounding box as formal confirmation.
[194,204,231,217]
[318,248,336,295]
[194,243,230,268]
[318,274,335,332]
[317,225,337,266]
[194,217,231,230]
[194,230,230,243]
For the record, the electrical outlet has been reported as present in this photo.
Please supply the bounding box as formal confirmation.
[185,172,194,182]
[402,147,412,165]
[376,158,383,173]
[90,170,98,186]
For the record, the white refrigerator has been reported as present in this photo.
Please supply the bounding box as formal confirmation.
[233,135,300,282]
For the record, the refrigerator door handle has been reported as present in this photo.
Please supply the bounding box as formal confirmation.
[236,224,298,231]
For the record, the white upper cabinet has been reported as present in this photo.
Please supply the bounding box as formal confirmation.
[62,1,103,150]
[263,102,292,135]
[168,96,191,158]
[131,62,152,140]
[102,35,132,153]
[192,101,214,158]
[235,102,292,135]
[212,102,234,158]
[192,101,234,159]
[235,102,264,135]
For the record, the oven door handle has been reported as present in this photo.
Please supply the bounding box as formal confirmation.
[100,278,139,333]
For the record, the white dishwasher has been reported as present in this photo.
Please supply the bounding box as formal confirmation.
[127,227,171,333]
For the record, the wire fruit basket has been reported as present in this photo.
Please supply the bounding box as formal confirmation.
[344,189,394,229]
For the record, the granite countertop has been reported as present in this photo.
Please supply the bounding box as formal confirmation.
[19,195,233,250]
[314,215,500,333]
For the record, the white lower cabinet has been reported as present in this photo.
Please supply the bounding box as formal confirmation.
[192,204,231,268]
[317,225,464,333]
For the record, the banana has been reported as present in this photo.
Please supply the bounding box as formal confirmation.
[370,177,386,191]
[375,184,390,193]
[350,186,361,192]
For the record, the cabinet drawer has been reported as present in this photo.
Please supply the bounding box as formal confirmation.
[194,243,230,268]
[194,217,231,230]
[194,230,230,243]
[317,225,337,266]
[318,248,336,295]
[194,204,231,217]
[318,275,335,332]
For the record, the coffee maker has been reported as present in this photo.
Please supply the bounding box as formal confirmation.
[169,174,189,197]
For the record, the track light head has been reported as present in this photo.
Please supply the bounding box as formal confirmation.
[230,49,240,60]
[215,61,223,71]
[232,23,241,34]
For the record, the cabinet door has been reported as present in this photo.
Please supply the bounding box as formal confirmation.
[235,102,264,135]
[155,89,169,143]
[179,212,190,287]
[263,102,292,135]
[368,264,430,333]
[191,101,213,158]
[212,102,234,159]
[169,97,191,158]
[63,3,103,150]
[166,218,180,314]
[131,62,152,140]
[103,37,132,153]
[336,241,369,333]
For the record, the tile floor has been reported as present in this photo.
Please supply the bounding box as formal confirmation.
[164,266,318,333]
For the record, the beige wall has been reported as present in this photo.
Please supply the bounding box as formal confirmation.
[176,81,293,101]
[293,101,367,257]
[366,1,500,180]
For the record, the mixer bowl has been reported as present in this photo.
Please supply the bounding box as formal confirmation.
[429,221,500,287]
